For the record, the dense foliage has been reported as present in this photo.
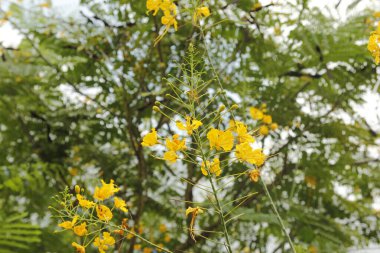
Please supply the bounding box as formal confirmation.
[0,0,379,252]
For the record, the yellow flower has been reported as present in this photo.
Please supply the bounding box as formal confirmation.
[146,0,162,16]
[368,31,380,64]
[75,185,81,194]
[166,134,186,151]
[229,120,255,144]
[58,215,78,230]
[305,176,317,189]
[73,222,87,237]
[193,6,210,22]
[93,232,115,253]
[144,248,153,253]
[163,150,178,163]
[141,128,159,147]
[185,206,204,241]
[270,123,278,130]
[250,107,264,120]
[235,143,266,166]
[259,125,269,136]
[374,12,380,18]
[161,12,178,31]
[249,169,260,182]
[159,224,167,233]
[176,116,202,135]
[96,204,113,222]
[262,115,272,124]
[160,0,177,14]
[164,234,171,242]
[77,194,96,209]
[93,179,120,201]
[114,197,128,213]
[72,242,86,253]
[201,158,222,176]
[134,244,142,250]
[207,128,234,151]
[252,2,262,11]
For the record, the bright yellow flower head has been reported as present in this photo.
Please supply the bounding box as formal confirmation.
[270,123,278,130]
[259,125,269,136]
[207,128,234,151]
[185,206,203,241]
[250,107,264,120]
[176,116,202,135]
[72,242,86,253]
[201,158,222,176]
[229,120,255,144]
[160,0,177,14]
[193,6,210,23]
[249,169,260,182]
[159,224,167,233]
[96,204,113,222]
[73,222,88,237]
[166,134,186,151]
[163,150,178,163]
[146,0,162,16]
[161,12,178,31]
[93,232,115,253]
[262,115,272,124]
[93,179,120,201]
[141,128,159,147]
[77,194,96,209]
[368,31,380,64]
[235,143,266,166]
[58,215,78,230]
[114,197,128,213]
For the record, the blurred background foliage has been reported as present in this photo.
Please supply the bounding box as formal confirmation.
[0,0,379,252]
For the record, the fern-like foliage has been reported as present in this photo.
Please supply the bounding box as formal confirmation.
[0,212,41,253]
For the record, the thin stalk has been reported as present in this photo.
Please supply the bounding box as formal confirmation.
[261,179,296,253]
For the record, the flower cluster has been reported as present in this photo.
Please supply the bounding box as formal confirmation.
[146,1,210,44]
[141,45,272,242]
[53,180,131,253]
[368,22,380,64]
[249,104,278,136]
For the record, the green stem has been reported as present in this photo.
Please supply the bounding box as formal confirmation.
[261,179,296,253]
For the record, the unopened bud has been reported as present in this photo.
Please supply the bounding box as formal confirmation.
[165,94,171,98]
[153,106,161,112]
[154,101,161,106]
[75,185,80,194]
[218,105,226,112]
[230,104,239,110]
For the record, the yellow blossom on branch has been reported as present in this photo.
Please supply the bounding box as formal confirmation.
[368,30,380,64]
[185,206,204,241]
[250,107,264,120]
[262,115,272,124]
[76,194,96,209]
[163,150,178,163]
[270,123,278,130]
[249,169,260,182]
[96,204,113,222]
[229,120,255,144]
[235,142,266,166]
[73,222,88,237]
[176,116,202,135]
[114,197,128,213]
[58,215,78,230]
[146,0,161,15]
[93,179,120,201]
[193,6,210,23]
[93,232,115,253]
[165,134,186,151]
[201,158,222,176]
[207,128,234,151]
[72,242,86,253]
[141,128,159,147]
[259,125,269,136]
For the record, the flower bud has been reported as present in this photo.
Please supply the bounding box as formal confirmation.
[154,101,161,106]
[230,104,239,110]
[218,105,226,112]
[153,106,161,112]
[75,185,80,194]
